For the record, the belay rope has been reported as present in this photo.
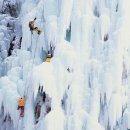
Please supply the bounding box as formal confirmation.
[30,32,33,51]
[24,5,45,100]
[25,34,40,99]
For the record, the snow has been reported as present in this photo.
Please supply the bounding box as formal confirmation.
[45,108,65,130]
[0,0,129,130]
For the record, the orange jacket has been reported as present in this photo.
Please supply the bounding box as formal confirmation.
[18,98,25,107]
[33,28,41,34]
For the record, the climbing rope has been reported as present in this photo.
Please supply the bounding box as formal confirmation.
[29,32,33,51]
[24,4,45,99]
[24,34,39,100]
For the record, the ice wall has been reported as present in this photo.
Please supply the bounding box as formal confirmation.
[0,0,130,130]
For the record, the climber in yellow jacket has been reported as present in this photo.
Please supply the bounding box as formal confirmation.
[45,53,52,62]
[45,44,55,62]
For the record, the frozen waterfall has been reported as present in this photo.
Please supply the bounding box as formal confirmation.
[0,0,130,130]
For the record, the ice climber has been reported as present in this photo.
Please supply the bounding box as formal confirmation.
[45,51,52,62]
[29,17,41,35]
[29,17,36,31]
[45,44,55,62]
[17,97,25,117]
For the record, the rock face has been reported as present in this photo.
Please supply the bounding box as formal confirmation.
[34,86,51,124]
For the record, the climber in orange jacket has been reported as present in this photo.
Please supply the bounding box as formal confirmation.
[29,17,36,32]
[33,27,41,35]
[17,97,25,117]
[29,18,41,35]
